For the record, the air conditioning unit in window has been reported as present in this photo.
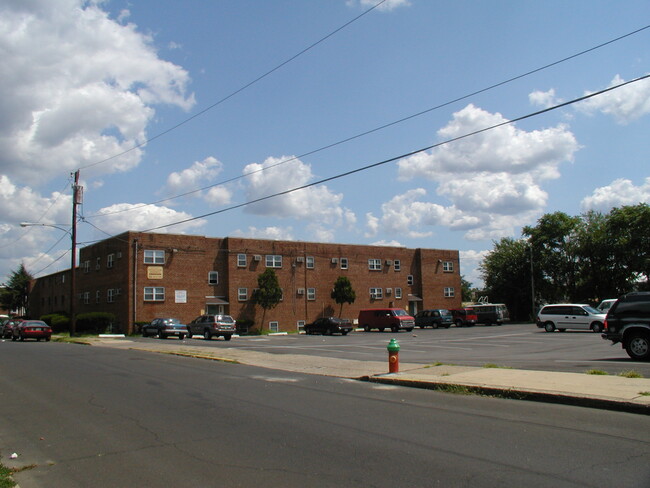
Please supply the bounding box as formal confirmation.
[253,255,262,261]
[296,256,304,263]
[297,288,305,295]
[385,260,392,266]
[386,288,392,294]
[331,258,338,264]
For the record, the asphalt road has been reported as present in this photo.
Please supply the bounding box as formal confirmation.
[130,322,650,376]
[1,342,649,487]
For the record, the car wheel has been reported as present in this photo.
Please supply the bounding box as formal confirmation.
[342,331,348,336]
[455,320,463,327]
[445,325,451,329]
[45,337,51,342]
[204,330,212,340]
[158,331,166,339]
[558,329,566,332]
[590,322,603,333]
[187,331,193,339]
[625,332,650,361]
[364,325,370,332]
[20,335,25,341]
[379,327,385,332]
[419,325,425,329]
[142,331,148,337]
[406,328,413,332]
[224,334,232,341]
[544,322,555,333]
[179,334,185,340]
[11,335,17,341]
[391,326,398,333]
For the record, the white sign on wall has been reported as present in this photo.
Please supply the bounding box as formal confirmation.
[175,290,187,303]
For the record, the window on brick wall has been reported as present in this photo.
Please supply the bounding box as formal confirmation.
[443,261,454,272]
[208,271,218,285]
[107,253,115,268]
[83,260,90,273]
[269,321,279,332]
[407,275,414,285]
[444,287,455,297]
[368,259,382,271]
[370,287,383,299]
[307,288,316,300]
[306,256,314,269]
[83,292,89,304]
[395,287,402,299]
[340,257,348,269]
[144,287,165,301]
[265,255,282,268]
[237,254,247,267]
[238,288,248,301]
[144,250,165,264]
[107,289,116,303]
[95,290,100,303]
[394,259,401,271]
[95,257,101,270]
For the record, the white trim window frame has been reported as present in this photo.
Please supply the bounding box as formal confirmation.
[265,254,282,268]
[368,258,382,271]
[394,259,401,271]
[444,287,455,298]
[144,250,165,264]
[144,286,165,301]
[443,261,454,272]
[107,289,116,303]
[395,287,402,299]
[269,321,280,333]
[307,288,316,301]
[370,287,383,300]
[306,256,315,269]
[238,288,248,301]
[340,257,348,269]
[107,253,115,269]
[237,254,247,267]
[208,271,219,285]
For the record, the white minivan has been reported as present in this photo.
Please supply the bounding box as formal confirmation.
[536,304,606,333]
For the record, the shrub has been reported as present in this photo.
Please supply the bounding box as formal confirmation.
[75,312,116,334]
[40,313,70,333]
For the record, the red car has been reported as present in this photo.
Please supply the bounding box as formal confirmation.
[2,319,22,339]
[451,308,478,327]
[12,320,52,342]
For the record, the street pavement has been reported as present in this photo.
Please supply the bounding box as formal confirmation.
[74,335,650,415]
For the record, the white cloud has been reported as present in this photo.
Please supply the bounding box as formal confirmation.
[529,89,563,108]
[459,249,490,289]
[581,177,650,212]
[162,156,232,206]
[348,0,411,11]
[231,226,295,241]
[388,104,579,240]
[89,203,205,235]
[0,0,195,184]
[578,74,650,124]
[242,156,355,228]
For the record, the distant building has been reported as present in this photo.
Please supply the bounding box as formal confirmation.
[28,231,462,334]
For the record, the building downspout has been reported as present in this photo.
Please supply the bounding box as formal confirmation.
[132,238,138,335]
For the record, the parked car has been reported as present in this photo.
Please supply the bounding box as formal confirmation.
[187,314,236,340]
[602,292,650,361]
[451,308,478,327]
[358,308,414,332]
[142,318,187,340]
[597,299,617,313]
[305,317,353,335]
[2,319,23,339]
[414,309,453,329]
[11,320,52,341]
[472,303,509,325]
[536,304,606,333]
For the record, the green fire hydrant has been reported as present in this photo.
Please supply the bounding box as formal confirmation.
[387,338,400,373]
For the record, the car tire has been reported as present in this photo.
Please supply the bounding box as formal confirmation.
[142,331,148,337]
[590,322,603,333]
[158,331,166,339]
[204,330,212,340]
[11,335,17,341]
[406,328,413,332]
[433,322,439,329]
[625,332,650,361]
[455,320,463,327]
[187,331,193,339]
[364,325,370,332]
[179,334,185,340]
[342,331,348,336]
[45,337,51,342]
[391,326,398,333]
[445,325,451,329]
[224,334,232,341]
[379,327,385,332]
[544,322,556,333]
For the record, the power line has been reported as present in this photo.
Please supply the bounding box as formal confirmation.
[139,73,650,233]
[86,23,650,219]
[77,0,388,171]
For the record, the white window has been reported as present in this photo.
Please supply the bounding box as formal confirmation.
[237,254,247,267]
[395,287,402,299]
[407,275,414,285]
[95,257,101,270]
[208,271,219,285]
[394,260,401,271]
[370,287,383,299]
[444,287,455,298]
[306,256,315,269]
[238,288,248,301]
[107,253,115,268]
[144,287,165,301]
[266,255,282,268]
[368,259,382,271]
[269,321,279,333]
[144,250,165,264]
[297,320,305,332]
[107,289,116,303]
[83,260,90,273]
[95,290,100,303]
[443,261,454,272]
[307,288,316,300]
[83,292,89,304]
[340,257,348,269]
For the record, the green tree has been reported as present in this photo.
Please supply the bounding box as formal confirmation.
[1,263,33,316]
[331,276,356,318]
[606,203,650,289]
[460,275,473,302]
[479,237,533,321]
[253,268,283,331]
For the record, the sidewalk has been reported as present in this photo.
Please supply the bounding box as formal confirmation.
[83,337,650,415]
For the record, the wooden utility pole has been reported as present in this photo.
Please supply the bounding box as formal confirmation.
[70,170,80,336]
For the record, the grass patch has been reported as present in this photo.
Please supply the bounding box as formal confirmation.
[619,370,644,379]
[639,392,650,396]
[424,362,444,368]
[0,460,16,488]
[585,369,608,375]
[483,363,513,369]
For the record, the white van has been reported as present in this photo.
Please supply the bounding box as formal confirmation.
[536,304,606,333]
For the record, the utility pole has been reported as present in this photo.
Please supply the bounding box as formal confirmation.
[70,170,80,336]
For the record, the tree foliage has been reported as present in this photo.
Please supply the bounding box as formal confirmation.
[253,268,283,331]
[1,263,33,315]
[331,276,356,318]
[480,204,650,321]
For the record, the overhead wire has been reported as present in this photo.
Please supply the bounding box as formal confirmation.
[138,73,650,233]
[85,23,650,220]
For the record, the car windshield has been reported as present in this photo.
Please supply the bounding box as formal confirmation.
[393,309,408,316]
[583,306,601,314]
[216,315,235,323]
[164,318,181,324]
[440,310,452,316]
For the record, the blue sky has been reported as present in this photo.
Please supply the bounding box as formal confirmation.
[1,0,649,288]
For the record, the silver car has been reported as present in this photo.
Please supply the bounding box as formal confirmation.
[536,304,606,333]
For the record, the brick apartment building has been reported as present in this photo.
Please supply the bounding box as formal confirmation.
[28,231,462,334]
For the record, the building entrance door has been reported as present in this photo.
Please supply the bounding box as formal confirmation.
[206,304,224,315]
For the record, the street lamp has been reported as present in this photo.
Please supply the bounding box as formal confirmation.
[21,221,77,335]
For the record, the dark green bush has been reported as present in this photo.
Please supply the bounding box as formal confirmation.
[76,312,116,334]
[40,313,70,333]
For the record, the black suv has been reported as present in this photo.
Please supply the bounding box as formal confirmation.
[602,292,650,361]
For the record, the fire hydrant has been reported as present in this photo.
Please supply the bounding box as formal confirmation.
[387,338,400,373]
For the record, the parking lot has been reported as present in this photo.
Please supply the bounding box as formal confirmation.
[132,322,650,376]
